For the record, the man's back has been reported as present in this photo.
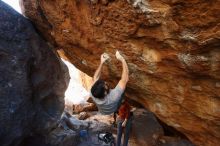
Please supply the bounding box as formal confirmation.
[91,85,124,115]
[90,51,129,115]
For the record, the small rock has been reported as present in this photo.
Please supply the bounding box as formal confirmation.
[215,82,220,88]
[62,29,70,33]
[59,112,89,131]
[78,112,90,120]
[90,0,99,4]
[153,133,159,139]
[159,138,166,144]
[82,59,87,65]
[101,0,108,5]
[47,128,79,146]
[158,136,194,146]
[69,117,89,130]
[7,82,12,87]
[191,85,202,91]
[73,103,98,114]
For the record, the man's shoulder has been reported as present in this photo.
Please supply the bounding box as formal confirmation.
[109,85,124,96]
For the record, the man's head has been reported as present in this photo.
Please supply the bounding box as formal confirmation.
[91,79,109,99]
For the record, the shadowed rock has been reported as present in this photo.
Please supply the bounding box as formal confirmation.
[0,1,68,146]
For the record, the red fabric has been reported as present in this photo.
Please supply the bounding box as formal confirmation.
[118,101,131,120]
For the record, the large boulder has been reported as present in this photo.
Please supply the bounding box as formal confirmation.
[0,1,68,146]
[20,0,220,145]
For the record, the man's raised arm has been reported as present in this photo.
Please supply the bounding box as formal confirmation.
[92,53,110,84]
[116,51,129,90]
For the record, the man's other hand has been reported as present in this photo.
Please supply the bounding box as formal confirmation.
[116,50,124,61]
[101,53,110,63]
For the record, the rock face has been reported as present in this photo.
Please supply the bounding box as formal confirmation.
[129,109,164,146]
[0,1,68,146]
[20,0,220,145]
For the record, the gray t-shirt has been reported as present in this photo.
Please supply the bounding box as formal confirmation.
[90,85,124,115]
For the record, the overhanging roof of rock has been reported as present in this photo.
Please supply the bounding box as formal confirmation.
[20,0,220,146]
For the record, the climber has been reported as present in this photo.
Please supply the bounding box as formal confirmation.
[90,50,129,115]
[90,50,131,146]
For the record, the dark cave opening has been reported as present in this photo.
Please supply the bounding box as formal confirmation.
[156,117,189,140]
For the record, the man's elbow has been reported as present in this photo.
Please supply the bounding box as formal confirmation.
[125,77,129,83]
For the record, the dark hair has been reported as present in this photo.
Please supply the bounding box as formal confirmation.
[91,79,106,99]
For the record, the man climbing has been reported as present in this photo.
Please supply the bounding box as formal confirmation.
[90,50,129,115]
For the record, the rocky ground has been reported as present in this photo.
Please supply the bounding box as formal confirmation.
[53,103,194,146]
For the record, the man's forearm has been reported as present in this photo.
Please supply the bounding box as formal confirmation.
[93,62,103,82]
[121,59,129,82]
